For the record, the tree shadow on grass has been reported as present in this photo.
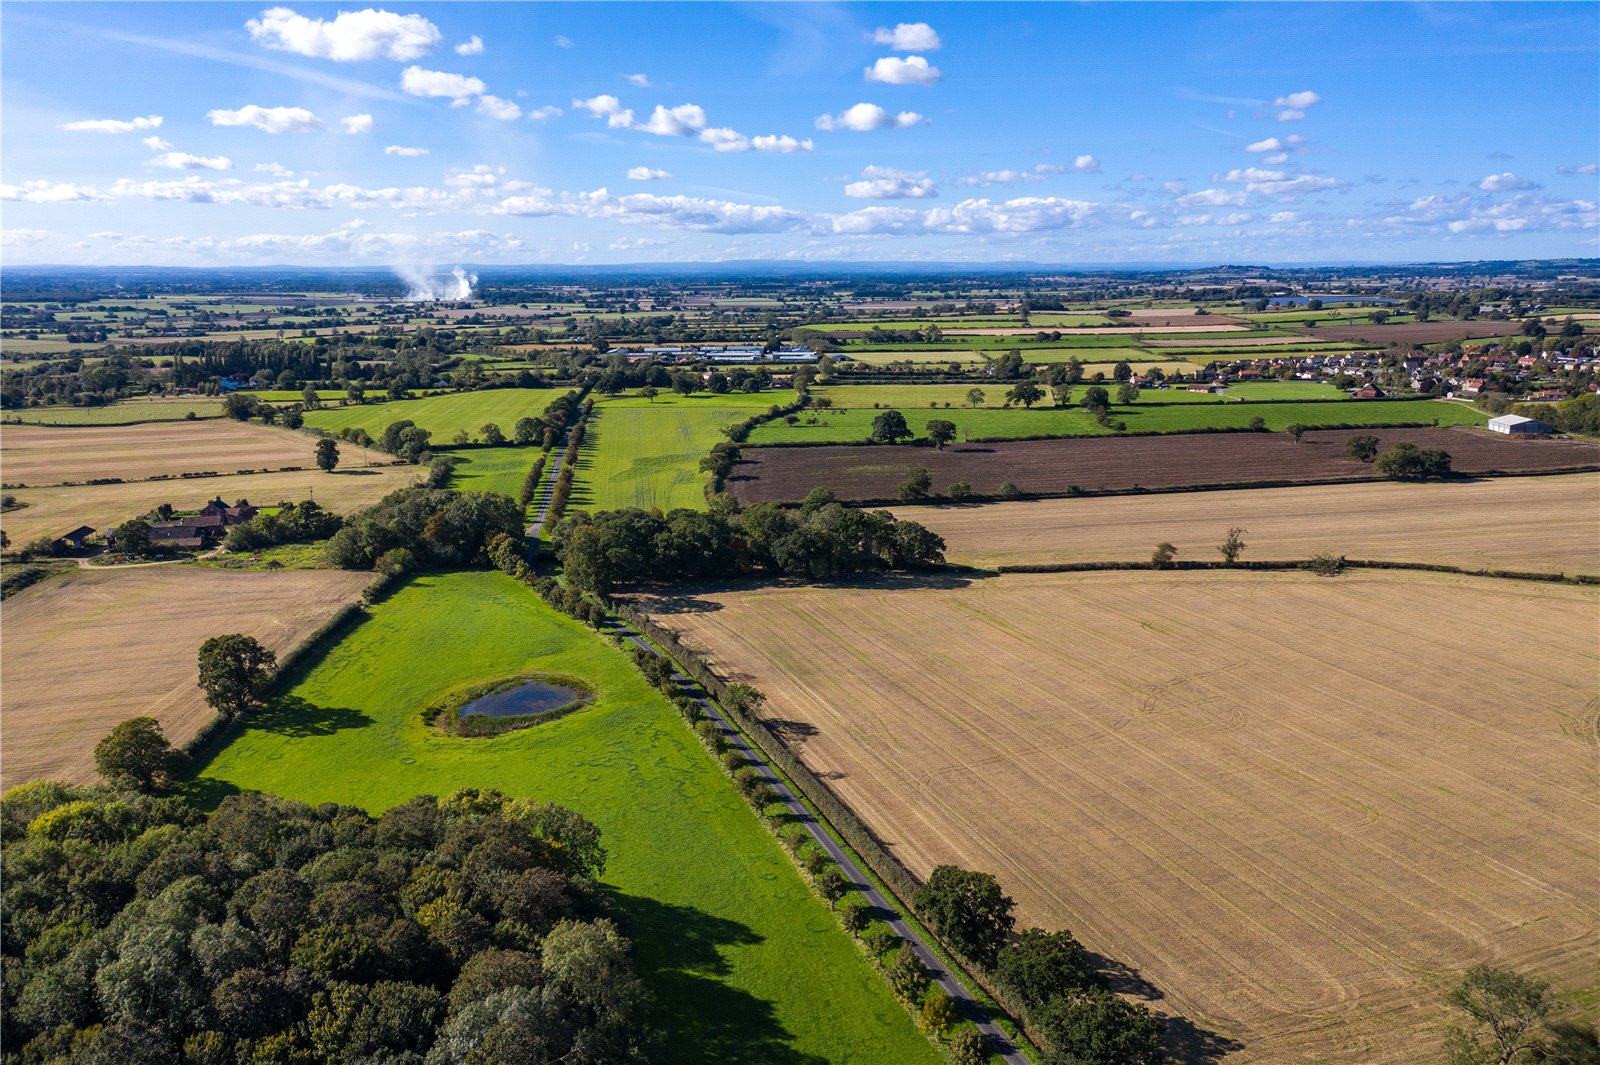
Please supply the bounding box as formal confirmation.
[602,890,829,1065]
[248,694,372,737]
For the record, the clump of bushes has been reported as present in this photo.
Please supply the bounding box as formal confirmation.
[224,499,342,553]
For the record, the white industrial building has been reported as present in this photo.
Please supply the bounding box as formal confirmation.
[1487,414,1554,435]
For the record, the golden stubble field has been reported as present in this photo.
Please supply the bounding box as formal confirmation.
[0,466,417,546]
[0,565,374,789]
[1,419,389,485]
[639,570,1600,1063]
[892,473,1600,576]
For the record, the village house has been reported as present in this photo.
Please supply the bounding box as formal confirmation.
[145,496,259,550]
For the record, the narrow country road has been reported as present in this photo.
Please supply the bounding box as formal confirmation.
[608,614,1031,1065]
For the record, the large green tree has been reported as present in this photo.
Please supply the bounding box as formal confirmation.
[197,633,278,719]
[870,409,913,444]
[912,865,1014,970]
[93,717,181,792]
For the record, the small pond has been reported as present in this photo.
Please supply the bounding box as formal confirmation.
[459,680,587,719]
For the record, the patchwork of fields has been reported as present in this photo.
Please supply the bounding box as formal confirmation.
[0,565,374,789]
[637,569,1600,1064]
[745,396,1484,446]
[577,392,778,511]
[196,571,938,1065]
[894,473,1600,575]
[731,426,1598,503]
[1,418,388,485]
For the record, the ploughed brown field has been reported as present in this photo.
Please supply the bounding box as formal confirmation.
[1300,320,1532,344]
[0,566,373,789]
[1,419,389,486]
[891,473,1600,575]
[729,427,1600,504]
[635,570,1600,1064]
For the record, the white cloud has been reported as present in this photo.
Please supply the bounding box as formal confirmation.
[255,162,297,175]
[476,95,521,121]
[525,105,563,122]
[341,113,374,134]
[573,94,624,118]
[831,195,1104,235]
[1176,188,1248,207]
[865,55,941,86]
[454,34,484,56]
[554,34,572,48]
[639,103,707,136]
[384,145,429,156]
[0,180,107,203]
[148,152,232,170]
[207,104,323,133]
[246,7,441,62]
[445,165,500,188]
[1274,90,1322,109]
[1277,109,1306,122]
[814,103,925,132]
[844,168,937,199]
[625,73,651,88]
[400,66,485,101]
[698,128,813,153]
[142,135,174,151]
[1217,167,1286,183]
[1245,134,1304,153]
[1557,163,1598,175]
[957,158,1096,186]
[1262,152,1290,165]
[1478,172,1538,192]
[871,22,940,51]
[1269,211,1300,223]
[60,114,163,134]
[628,166,671,181]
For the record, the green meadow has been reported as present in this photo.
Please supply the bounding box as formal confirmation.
[302,388,555,440]
[195,571,936,1065]
[577,391,779,512]
[1,396,227,423]
[747,396,1485,445]
[440,444,544,501]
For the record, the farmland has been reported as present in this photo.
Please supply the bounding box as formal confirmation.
[745,396,1484,446]
[637,569,1600,1063]
[195,570,938,1065]
[0,565,373,789]
[0,466,416,545]
[2,396,227,423]
[894,473,1600,575]
[730,426,1597,504]
[440,443,544,499]
[1,418,388,485]
[578,391,779,512]
[301,388,556,440]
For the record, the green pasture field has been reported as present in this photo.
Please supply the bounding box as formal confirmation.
[1,396,227,424]
[441,444,544,501]
[578,391,778,512]
[746,396,1484,445]
[302,388,555,440]
[195,571,935,1065]
[813,381,1347,409]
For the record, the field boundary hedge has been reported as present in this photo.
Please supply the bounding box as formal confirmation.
[179,572,386,762]
[990,557,1599,585]
[609,599,925,902]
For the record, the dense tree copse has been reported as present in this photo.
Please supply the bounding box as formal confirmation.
[326,487,525,571]
[553,500,945,594]
[1374,443,1453,481]
[0,784,650,1064]
[911,865,1015,970]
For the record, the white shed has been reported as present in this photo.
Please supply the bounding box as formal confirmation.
[1487,414,1554,435]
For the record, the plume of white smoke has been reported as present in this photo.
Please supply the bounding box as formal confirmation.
[395,265,477,301]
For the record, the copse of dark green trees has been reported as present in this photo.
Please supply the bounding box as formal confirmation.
[0,784,653,1065]
[553,496,945,594]
[326,487,525,571]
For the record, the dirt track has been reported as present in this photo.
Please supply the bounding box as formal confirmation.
[729,427,1600,503]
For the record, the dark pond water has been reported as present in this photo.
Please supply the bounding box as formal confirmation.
[460,680,586,719]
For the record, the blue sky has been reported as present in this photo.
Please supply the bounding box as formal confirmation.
[3,2,1596,266]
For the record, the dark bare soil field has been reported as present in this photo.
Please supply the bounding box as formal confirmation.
[729,427,1600,503]
[1302,320,1531,344]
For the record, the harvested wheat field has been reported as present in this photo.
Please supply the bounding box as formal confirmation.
[893,473,1600,575]
[638,570,1600,1063]
[1,419,389,486]
[0,565,374,789]
[0,465,416,546]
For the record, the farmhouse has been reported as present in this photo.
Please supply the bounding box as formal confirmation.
[1488,414,1554,435]
[147,496,259,549]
